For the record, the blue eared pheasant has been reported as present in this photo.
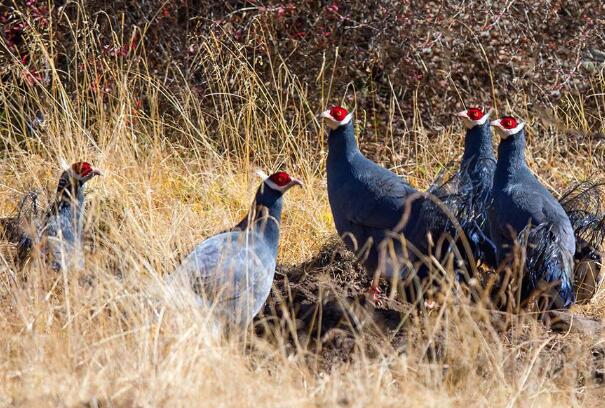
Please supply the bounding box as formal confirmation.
[1,162,100,270]
[452,107,498,268]
[321,105,459,302]
[452,110,602,301]
[489,116,575,309]
[169,171,302,326]
[42,161,102,271]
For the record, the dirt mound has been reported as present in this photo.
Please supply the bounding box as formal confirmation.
[255,239,413,369]
[255,238,605,372]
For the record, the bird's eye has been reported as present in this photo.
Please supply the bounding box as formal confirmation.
[329,106,348,122]
[500,116,518,129]
[467,108,483,121]
[269,172,291,187]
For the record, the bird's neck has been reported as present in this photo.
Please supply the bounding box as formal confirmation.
[461,122,495,166]
[53,174,85,226]
[249,186,283,253]
[495,132,527,183]
[327,122,360,162]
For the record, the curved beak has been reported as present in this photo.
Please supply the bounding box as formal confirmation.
[454,110,468,118]
[290,178,304,188]
[319,110,332,120]
[490,119,503,129]
[92,168,103,177]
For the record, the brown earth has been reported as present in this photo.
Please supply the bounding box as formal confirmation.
[256,239,605,375]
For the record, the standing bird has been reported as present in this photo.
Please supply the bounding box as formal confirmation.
[321,105,459,302]
[452,107,498,268]
[448,111,603,301]
[168,171,302,326]
[42,161,102,271]
[489,116,575,309]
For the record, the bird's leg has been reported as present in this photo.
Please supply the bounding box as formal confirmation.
[424,299,437,310]
[367,284,382,303]
[366,270,384,306]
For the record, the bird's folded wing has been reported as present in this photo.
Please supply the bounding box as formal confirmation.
[347,171,417,230]
[174,231,266,302]
[1,191,42,244]
[0,217,22,243]
[509,184,568,226]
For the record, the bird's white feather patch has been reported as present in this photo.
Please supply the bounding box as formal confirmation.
[491,120,525,139]
[320,108,354,128]
[255,169,269,180]
[59,158,70,171]
[340,111,354,126]
[476,108,493,125]
[457,108,492,129]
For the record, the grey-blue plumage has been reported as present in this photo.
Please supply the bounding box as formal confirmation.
[169,172,301,326]
[44,182,86,271]
[323,108,418,280]
[327,123,413,273]
[558,180,605,302]
[42,162,101,271]
[455,112,497,268]
[459,122,495,214]
[428,109,497,273]
[322,106,458,295]
[489,119,575,308]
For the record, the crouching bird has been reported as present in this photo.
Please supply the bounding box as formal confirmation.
[489,116,575,310]
[43,161,102,271]
[320,105,460,304]
[1,161,101,271]
[168,171,302,327]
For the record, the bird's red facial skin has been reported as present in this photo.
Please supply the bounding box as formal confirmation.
[329,106,348,122]
[500,116,518,130]
[73,162,94,177]
[467,108,483,121]
[269,172,291,187]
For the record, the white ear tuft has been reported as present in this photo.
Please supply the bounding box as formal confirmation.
[255,169,269,180]
[59,158,70,171]
[341,111,354,126]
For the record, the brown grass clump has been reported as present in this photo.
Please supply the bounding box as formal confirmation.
[0,1,604,406]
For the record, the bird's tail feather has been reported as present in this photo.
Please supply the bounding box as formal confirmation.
[429,162,498,270]
[521,224,575,309]
[559,179,605,253]
[466,221,498,267]
[0,190,42,265]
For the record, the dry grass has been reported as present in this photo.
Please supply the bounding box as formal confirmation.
[1,5,605,407]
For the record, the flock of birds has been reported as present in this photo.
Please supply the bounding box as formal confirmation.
[1,105,604,327]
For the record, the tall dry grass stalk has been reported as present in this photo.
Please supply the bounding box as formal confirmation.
[0,5,604,406]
